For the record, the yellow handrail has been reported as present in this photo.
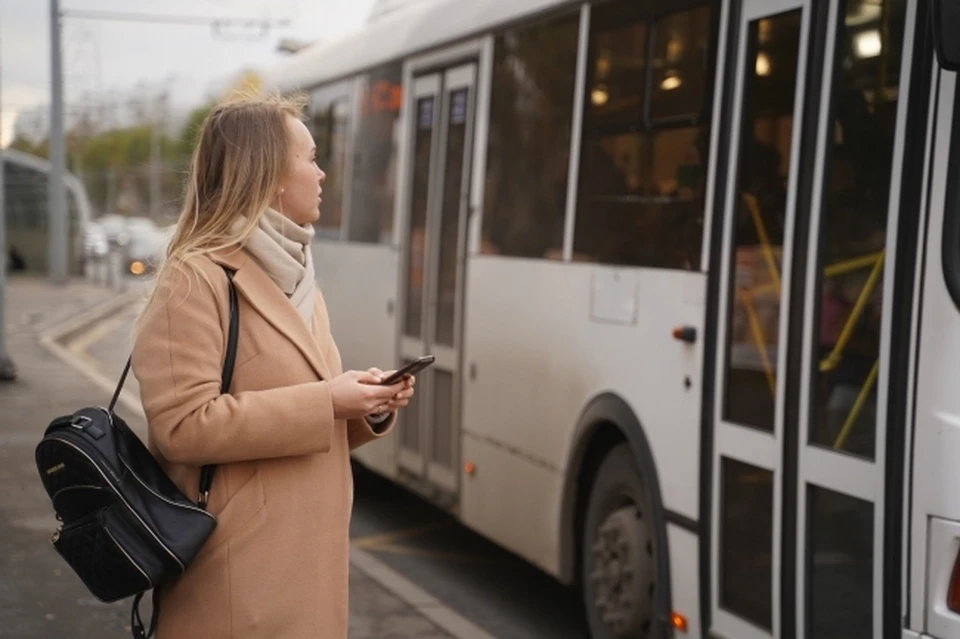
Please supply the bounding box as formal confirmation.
[738,288,777,396]
[832,360,879,450]
[742,193,782,293]
[820,252,885,373]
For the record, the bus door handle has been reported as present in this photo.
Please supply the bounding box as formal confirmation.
[672,325,697,344]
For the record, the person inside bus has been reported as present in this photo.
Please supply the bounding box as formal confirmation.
[130,94,416,639]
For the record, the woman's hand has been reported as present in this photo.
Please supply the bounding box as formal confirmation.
[328,370,406,420]
[366,368,416,415]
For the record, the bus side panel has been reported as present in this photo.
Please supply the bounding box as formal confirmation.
[668,525,701,637]
[461,434,564,574]
[911,70,960,636]
[314,239,402,479]
[459,256,705,577]
[913,188,960,633]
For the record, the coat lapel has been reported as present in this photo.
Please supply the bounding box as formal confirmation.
[209,247,332,381]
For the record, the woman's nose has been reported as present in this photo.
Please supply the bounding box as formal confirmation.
[318,168,326,183]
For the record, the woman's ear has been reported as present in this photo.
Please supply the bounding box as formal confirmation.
[270,187,286,212]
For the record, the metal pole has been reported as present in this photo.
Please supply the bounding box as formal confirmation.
[48,0,68,284]
[0,11,16,382]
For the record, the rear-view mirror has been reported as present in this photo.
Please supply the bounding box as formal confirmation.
[933,0,960,71]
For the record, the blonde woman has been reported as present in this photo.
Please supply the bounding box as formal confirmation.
[131,94,415,639]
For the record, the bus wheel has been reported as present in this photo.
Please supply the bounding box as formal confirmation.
[582,443,656,639]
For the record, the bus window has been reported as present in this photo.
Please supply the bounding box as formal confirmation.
[309,83,351,238]
[809,0,907,462]
[723,10,801,434]
[573,2,712,270]
[349,63,402,244]
[481,11,579,260]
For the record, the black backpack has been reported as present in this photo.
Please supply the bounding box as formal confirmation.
[34,267,238,639]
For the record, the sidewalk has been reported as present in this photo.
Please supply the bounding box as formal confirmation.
[0,276,455,638]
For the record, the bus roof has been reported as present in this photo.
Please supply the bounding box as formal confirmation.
[266,0,573,92]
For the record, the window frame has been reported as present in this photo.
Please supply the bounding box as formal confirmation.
[571,0,717,270]
[346,62,405,245]
[308,79,355,240]
[478,6,583,261]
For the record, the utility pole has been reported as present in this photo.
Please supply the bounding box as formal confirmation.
[48,0,68,285]
[0,8,16,382]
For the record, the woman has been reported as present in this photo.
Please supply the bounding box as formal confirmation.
[131,94,415,638]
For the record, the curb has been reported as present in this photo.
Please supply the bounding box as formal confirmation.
[42,288,142,345]
[37,301,495,639]
[38,290,145,422]
[39,334,145,421]
[350,547,497,639]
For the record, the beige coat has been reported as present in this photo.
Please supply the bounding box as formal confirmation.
[131,247,394,639]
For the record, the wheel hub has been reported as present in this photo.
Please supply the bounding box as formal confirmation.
[588,505,654,637]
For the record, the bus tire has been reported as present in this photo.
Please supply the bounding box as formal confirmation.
[582,443,657,639]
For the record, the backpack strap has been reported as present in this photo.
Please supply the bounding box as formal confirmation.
[130,589,160,639]
[198,267,239,508]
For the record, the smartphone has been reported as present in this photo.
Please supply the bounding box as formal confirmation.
[379,356,435,385]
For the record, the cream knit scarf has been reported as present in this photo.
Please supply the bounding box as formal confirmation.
[237,207,316,326]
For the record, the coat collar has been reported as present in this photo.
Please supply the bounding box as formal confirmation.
[208,246,332,381]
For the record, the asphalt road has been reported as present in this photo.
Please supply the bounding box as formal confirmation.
[70,293,591,639]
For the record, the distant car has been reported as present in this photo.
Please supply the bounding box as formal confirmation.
[126,224,172,276]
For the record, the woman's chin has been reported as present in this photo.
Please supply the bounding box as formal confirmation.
[282,209,319,226]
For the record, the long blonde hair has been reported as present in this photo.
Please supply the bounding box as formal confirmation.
[140,92,307,316]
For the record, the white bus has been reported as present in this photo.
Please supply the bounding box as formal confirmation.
[265,0,960,636]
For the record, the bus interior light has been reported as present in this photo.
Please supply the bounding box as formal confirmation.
[855,30,882,58]
[661,73,682,91]
[591,85,609,106]
[756,53,771,76]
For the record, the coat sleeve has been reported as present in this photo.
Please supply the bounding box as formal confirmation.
[132,263,335,465]
[347,413,396,451]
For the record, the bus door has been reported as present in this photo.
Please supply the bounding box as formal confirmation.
[397,63,477,496]
[710,0,914,636]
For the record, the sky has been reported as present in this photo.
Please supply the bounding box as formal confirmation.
[0,0,378,145]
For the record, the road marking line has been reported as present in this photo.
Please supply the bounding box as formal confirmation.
[39,300,146,425]
[351,521,453,549]
[66,309,132,357]
[41,289,141,345]
[371,544,508,565]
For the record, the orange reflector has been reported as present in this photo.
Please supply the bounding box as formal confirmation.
[671,611,688,633]
[948,548,960,612]
[672,326,697,343]
[463,462,476,475]
[130,261,145,275]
